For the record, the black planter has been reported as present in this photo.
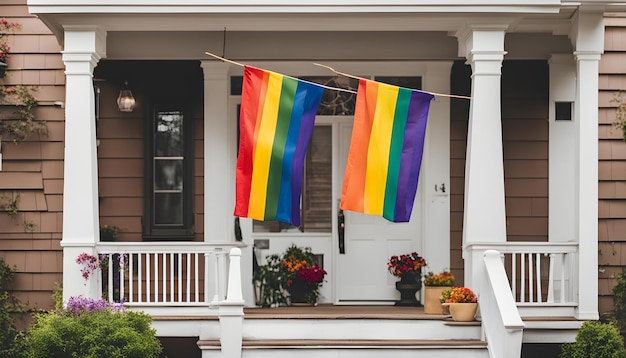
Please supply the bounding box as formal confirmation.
[395,271,423,306]
[0,62,7,78]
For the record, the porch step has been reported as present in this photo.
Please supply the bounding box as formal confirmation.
[198,339,489,358]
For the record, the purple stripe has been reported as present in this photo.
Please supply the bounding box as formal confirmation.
[393,91,433,222]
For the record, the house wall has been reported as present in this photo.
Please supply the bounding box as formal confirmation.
[599,12,626,316]
[0,0,64,310]
[450,60,550,287]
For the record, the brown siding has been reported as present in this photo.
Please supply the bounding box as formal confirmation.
[599,13,626,316]
[0,0,64,310]
[450,60,550,286]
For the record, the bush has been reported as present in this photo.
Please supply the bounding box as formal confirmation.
[25,296,162,358]
[0,258,26,358]
[613,268,626,334]
[560,321,626,358]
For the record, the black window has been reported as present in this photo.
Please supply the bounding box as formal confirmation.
[144,102,194,239]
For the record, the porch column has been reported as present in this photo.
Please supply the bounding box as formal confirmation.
[60,27,106,303]
[200,61,233,243]
[572,9,604,320]
[456,25,508,289]
[548,54,577,243]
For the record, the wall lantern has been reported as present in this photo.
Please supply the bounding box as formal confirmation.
[117,80,136,112]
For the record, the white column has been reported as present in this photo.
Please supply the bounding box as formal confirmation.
[200,61,233,243]
[422,62,453,274]
[456,25,508,289]
[549,54,577,243]
[60,27,106,303]
[572,9,604,320]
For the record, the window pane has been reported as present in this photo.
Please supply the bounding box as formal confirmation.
[156,111,184,156]
[154,159,183,190]
[154,193,183,225]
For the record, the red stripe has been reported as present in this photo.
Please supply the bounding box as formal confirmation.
[234,66,267,217]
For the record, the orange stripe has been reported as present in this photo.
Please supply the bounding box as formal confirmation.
[341,79,377,213]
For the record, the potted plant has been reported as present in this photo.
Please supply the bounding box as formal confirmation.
[423,271,454,314]
[281,245,327,305]
[442,286,478,321]
[99,225,119,242]
[387,252,427,306]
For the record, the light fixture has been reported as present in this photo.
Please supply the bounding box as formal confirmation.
[117,80,136,112]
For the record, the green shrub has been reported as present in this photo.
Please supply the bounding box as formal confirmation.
[25,297,162,358]
[613,268,626,334]
[560,321,626,358]
[0,258,26,358]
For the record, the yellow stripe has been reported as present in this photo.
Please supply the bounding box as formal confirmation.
[364,83,398,215]
[248,72,283,219]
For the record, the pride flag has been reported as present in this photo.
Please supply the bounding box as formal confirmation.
[341,78,434,222]
[235,66,324,226]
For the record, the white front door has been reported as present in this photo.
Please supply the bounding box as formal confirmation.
[335,121,424,303]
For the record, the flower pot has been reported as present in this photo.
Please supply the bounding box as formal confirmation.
[447,302,478,322]
[424,286,451,314]
[0,62,6,78]
[288,280,317,306]
[394,270,422,306]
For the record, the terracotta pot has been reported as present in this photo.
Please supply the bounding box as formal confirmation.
[423,286,451,314]
[447,302,478,321]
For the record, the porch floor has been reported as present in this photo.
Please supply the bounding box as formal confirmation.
[243,304,454,321]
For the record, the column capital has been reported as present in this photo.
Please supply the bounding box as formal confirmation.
[455,23,509,60]
[570,9,605,54]
[61,27,107,75]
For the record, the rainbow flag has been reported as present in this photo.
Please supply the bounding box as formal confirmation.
[235,66,324,226]
[341,78,434,222]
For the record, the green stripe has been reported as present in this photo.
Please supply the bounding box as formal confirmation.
[383,88,411,220]
[265,76,297,220]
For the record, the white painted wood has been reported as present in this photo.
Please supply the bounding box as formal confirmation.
[60,27,106,303]
[572,9,603,321]
[480,250,524,358]
[422,62,453,276]
[456,25,509,290]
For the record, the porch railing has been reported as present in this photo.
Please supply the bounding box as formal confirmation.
[97,242,244,308]
[468,242,579,314]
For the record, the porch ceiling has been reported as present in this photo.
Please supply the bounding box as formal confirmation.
[28,2,586,44]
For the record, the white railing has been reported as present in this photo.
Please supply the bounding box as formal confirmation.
[97,242,244,307]
[468,242,578,307]
[481,250,524,358]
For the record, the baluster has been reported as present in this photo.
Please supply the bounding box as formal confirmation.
[163,253,167,302]
[211,251,220,303]
[108,254,114,302]
[528,253,534,302]
[520,253,526,302]
[129,253,134,303]
[535,253,541,303]
[120,254,125,302]
[170,253,175,302]
[137,253,143,302]
[512,253,517,302]
[195,253,200,302]
[186,253,191,302]
[154,253,159,302]
[178,253,183,303]
[560,253,566,303]
[547,253,555,303]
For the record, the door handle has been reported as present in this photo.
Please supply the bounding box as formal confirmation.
[338,209,345,254]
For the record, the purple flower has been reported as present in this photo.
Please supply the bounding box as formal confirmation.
[65,295,126,316]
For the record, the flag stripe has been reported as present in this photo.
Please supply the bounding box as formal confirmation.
[235,66,324,226]
[341,78,434,222]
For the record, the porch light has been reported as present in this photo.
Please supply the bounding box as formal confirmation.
[117,80,136,112]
